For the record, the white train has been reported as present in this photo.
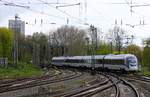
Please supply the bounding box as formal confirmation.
[52,54,139,72]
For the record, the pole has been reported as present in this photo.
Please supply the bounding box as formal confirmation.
[110,42,113,53]
[95,28,97,54]
[85,37,89,55]
[90,25,96,75]
[14,14,19,66]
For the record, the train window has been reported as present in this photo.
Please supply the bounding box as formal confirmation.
[65,59,75,63]
[104,59,112,64]
[52,60,65,63]
[112,59,124,65]
[95,59,103,64]
[85,59,91,64]
[65,59,85,63]
[80,59,85,63]
[104,59,124,65]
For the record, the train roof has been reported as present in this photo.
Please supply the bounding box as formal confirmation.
[104,54,135,59]
[52,54,136,60]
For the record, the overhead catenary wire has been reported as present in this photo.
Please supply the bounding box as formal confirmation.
[36,0,85,24]
[124,1,150,25]
[0,0,77,22]
[1,0,150,28]
[131,4,150,7]
[0,0,86,25]
[0,0,139,26]
[0,0,30,8]
[124,0,134,15]
[124,0,131,6]
[56,3,80,8]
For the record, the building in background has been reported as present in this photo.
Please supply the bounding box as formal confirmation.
[9,15,25,65]
[8,19,25,36]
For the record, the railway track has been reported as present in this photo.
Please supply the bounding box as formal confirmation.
[0,68,62,87]
[54,71,140,97]
[0,68,61,84]
[106,73,140,97]
[0,68,141,97]
[54,71,119,97]
[119,74,150,97]
[123,74,150,83]
[0,69,82,93]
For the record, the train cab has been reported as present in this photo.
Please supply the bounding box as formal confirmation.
[126,56,138,71]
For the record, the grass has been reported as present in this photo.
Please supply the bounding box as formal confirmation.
[0,63,44,79]
[139,66,150,77]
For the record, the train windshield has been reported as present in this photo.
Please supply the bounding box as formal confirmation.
[127,57,137,66]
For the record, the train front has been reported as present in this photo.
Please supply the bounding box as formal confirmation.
[126,55,139,71]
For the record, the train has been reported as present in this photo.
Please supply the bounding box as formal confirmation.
[51,54,140,72]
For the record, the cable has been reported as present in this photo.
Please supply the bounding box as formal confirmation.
[0,0,70,20]
[124,0,131,6]
[56,3,80,8]
[36,0,85,23]
[1,0,87,25]
[132,4,150,7]
[27,8,65,20]
[0,0,29,8]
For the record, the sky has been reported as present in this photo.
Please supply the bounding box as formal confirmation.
[0,0,150,46]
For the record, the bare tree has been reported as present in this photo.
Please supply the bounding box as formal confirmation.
[50,25,87,56]
[108,26,126,53]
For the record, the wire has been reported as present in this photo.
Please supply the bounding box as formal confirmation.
[27,8,65,20]
[4,3,29,8]
[0,0,29,8]
[0,0,69,20]
[1,0,87,25]
[132,4,150,7]
[36,0,85,23]
[124,0,131,6]
[13,2,78,5]
[56,3,80,8]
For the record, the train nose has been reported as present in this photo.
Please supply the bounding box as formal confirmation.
[130,64,138,71]
[130,66,138,70]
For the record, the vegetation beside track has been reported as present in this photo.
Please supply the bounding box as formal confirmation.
[139,66,150,77]
[0,63,44,79]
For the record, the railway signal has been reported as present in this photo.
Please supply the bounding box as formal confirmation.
[90,25,98,75]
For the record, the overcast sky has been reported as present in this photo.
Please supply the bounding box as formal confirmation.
[0,0,150,46]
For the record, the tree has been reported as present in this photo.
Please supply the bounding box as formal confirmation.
[144,38,150,46]
[0,27,13,60]
[143,38,150,67]
[125,44,142,63]
[19,35,33,63]
[51,25,87,56]
[32,32,49,67]
[95,42,112,55]
[108,26,126,54]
